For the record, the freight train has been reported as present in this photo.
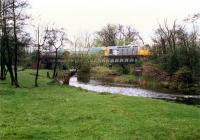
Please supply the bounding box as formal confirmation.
[103,45,151,57]
[90,45,151,64]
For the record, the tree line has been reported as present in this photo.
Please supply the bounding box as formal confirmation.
[0,0,199,91]
[0,0,67,87]
[150,19,200,92]
[0,0,29,87]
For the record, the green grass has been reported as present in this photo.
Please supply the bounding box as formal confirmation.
[0,70,200,140]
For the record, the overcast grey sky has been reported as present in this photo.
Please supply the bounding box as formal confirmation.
[28,0,200,44]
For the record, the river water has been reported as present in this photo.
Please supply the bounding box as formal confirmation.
[69,77,200,105]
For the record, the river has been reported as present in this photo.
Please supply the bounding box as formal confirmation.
[69,77,200,105]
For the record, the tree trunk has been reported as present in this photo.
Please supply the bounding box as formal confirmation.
[0,39,6,80]
[3,4,18,87]
[0,0,5,80]
[35,25,40,87]
[5,37,16,86]
[53,48,58,78]
[0,52,6,80]
[12,0,19,86]
[35,47,40,87]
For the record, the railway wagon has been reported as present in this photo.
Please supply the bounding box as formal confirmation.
[104,46,150,57]
[90,45,150,64]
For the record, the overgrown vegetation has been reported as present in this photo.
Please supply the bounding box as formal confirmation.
[150,21,200,94]
[77,61,91,83]
[90,65,166,92]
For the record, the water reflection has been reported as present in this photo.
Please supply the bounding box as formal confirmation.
[69,77,200,105]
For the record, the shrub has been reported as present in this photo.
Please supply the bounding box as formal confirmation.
[77,62,91,83]
[171,67,193,92]
[122,65,131,74]
[91,66,113,76]
[56,70,71,85]
[111,64,131,75]
[173,67,193,84]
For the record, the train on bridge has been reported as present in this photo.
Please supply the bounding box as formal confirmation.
[101,45,151,64]
[103,45,150,57]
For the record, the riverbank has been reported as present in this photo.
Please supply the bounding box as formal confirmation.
[90,74,175,95]
[90,73,200,95]
[70,77,200,105]
[0,70,200,139]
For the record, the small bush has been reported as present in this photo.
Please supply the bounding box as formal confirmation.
[91,66,118,83]
[77,62,91,83]
[110,65,123,75]
[56,71,71,85]
[122,65,131,74]
[111,65,131,75]
[91,66,113,76]
[170,67,193,92]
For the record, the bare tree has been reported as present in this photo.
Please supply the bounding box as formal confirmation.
[118,25,143,45]
[12,0,18,86]
[152,20,200,74]
[1,0,17,86]
[34,24,48,87]
[184,13,200,23]
[46,27,66,78]
[152,21,179,54]
[96,24,117,46]
[96,24,143,47]
[68,32,94,69]
[0,0,29,87]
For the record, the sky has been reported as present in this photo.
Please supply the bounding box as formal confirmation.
[28,0,200,44]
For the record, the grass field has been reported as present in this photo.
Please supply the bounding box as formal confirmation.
[0,70,200,140]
